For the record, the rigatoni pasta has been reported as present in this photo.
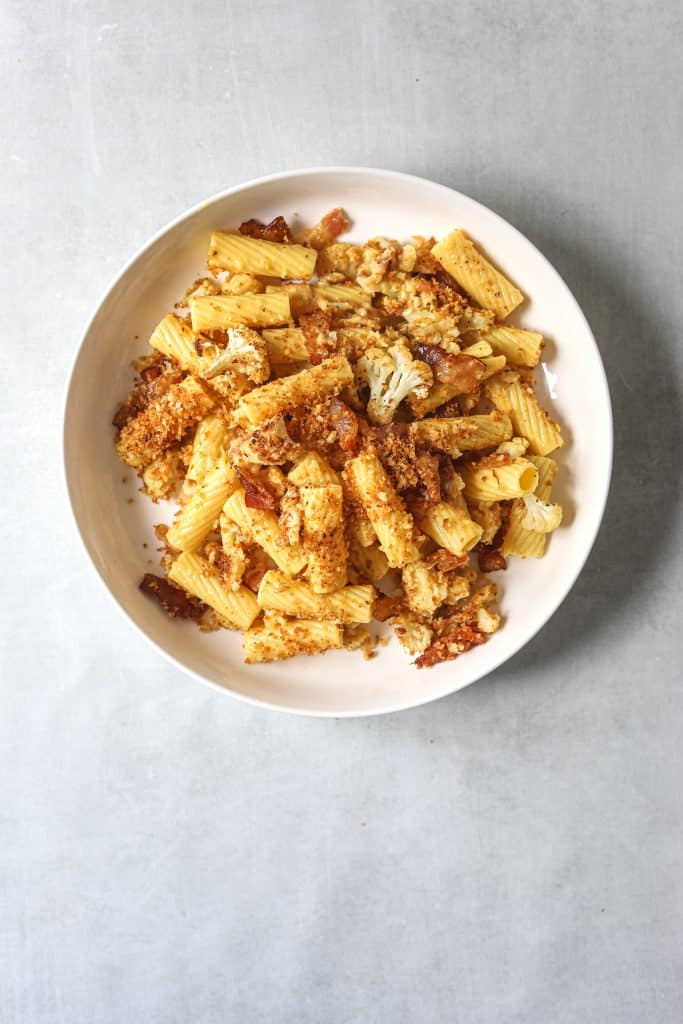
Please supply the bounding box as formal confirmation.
[482,326,544,367]
[300,483,347,593]
[167,460,236,553]
[114,207,567,671]
[208,231,317,279]
[343,453,418,569]
[257,570,374,623]
[238,355,353,424]
[410,413,512,454]
[243,614,343,663]
[168,552,259,629]
[420,502,483,556]
[223,488,307,575]
[190,293,291,333]
[431,229,524,320]
[486,372,563,456]
[150,314,204,373]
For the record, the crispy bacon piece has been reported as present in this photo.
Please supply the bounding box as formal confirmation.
[478,549,507,573]
[368,423,419,491]
[313,208,351,249]
[239,215,293,243]
[413,343,485,394]
[416,623,486,667]
[112,395,143,431]
[472,501,511,573]
[397,450,440,528]
[328,397,359,453]
[423,549,469,573]
[372,594,405,622]
[235,466,278,510]
[139,573,206,620]
[434,396,462,418]
[298,207,351,250]
[299,308,336,364]
[243,564,268,592]
[321,207,350,238]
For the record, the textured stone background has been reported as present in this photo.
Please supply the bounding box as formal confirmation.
[2,2,682,1021]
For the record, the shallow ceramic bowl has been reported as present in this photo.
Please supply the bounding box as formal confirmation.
[63,168,612,716]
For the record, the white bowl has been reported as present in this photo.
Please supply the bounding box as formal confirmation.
[63,168,612,716]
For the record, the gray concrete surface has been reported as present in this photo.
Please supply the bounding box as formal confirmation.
[2,1,682,1021]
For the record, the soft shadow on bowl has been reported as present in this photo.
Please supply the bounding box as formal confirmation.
[465,193,681,677]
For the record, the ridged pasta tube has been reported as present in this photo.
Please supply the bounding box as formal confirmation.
[257,570,374,623]
[168,552,259,629]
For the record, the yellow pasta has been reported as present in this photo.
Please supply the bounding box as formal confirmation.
[261,327,309,364]
[481,354,507,379]
[184,415,230,487]
[345,499,378,549]
[288,450,341,487]
[419,502,483,556]
[265,283,315,319]
[343,453,418,568]
[410,413,512,454]
[483,325,544,367]
[502,456,559,558]
[149,314,202,373]
[530,456,558,501]
[223,488,307,575]
[431,229,524,320]
[300,484,347,593]
[257,570,374,623]
[238,354,353,425]
[168,552,259,629]
[243,613,343,663]
[461,339,493,358]
[461,459,539,501]
[312,283,371,308]
[486,372,563,455]
[266,282,369,316]
[190,293,291,334]
[208,231,317,279]
[167,460,237,552]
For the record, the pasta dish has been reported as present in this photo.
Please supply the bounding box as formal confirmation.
[113,209,564,667]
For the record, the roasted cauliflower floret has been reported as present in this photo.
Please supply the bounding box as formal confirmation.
[356,343,433,425]
[204,326,270,384]
[521,494,563,533]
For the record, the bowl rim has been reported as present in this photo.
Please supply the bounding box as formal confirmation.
[62,165,614,717]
